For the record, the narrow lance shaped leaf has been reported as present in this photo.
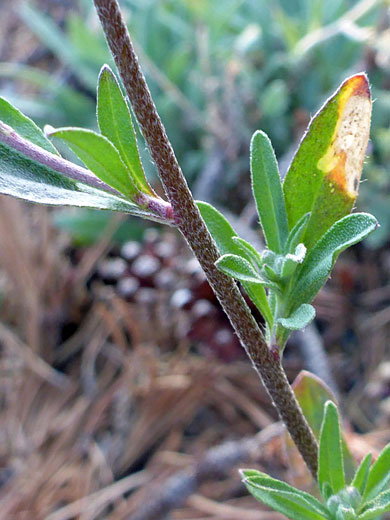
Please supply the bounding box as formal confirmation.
[216,254,278,290]
[48,127,137,199]
[283,74,372,250]
[0,96,59,155]
[351,453,372,496]
[318,401,345,496]
[240,470,329,520]
[362,443,390,504]
[286,371,355,484]
[197,201,273,326]
[97,65,155,196]
[232,236,263,269]
[251,130,289,253]
[290,213,378,312]
[359,490,390,520]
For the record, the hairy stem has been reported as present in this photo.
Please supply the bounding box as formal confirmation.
[94,0,319,478]
[0,121,118,195]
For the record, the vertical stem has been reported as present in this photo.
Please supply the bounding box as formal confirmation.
[94,0,319,478]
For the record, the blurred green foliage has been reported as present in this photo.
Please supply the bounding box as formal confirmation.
[0,0,388,245]
[54,209,145,246]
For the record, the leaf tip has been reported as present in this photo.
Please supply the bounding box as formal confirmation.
[316,73,372,200]
[239,469,246,480]
[98,63,114,80]
[239,468,260,480]
[343,72,370,99]
[43,124,56,137]
[250,129,270,148]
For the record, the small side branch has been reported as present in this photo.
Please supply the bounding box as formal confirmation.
[0,121,119,196]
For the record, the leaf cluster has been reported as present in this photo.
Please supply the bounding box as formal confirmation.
[242,401,390,520]
[199,75,377,350]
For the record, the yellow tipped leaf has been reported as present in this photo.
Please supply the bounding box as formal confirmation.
[283,74,372,250]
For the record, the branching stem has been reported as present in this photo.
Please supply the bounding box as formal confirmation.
[0,121,117,195]
[0,121,174,224]
[94,0,319,479]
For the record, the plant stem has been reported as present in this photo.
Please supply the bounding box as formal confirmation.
[94,0,319,479]
[0,121,118,195]
[0,121,174,225]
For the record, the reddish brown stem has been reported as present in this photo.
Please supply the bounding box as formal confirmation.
[94,0,319,479]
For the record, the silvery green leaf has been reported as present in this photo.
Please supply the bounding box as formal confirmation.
[232,236,263,269]
[284,212,310,254]
[359,490,390,519]
[362,443,390,504]
[281,243,306,279]
[197,201,272,325]
[319,401,345,497]
[277,304,315,330]
[251,130,289,253]
[351,453,372,496]
[216,254,278,289]
[289,213,378,312]
[240,469,329,520]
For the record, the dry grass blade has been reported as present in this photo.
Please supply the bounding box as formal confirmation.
[45,471,148,520]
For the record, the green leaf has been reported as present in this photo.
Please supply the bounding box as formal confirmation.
[359,490,390,519]
[232,236,263,268]
[49,127,137,198]
[319,401,345,496]
[362,444,390,504]
[283,74,372,250]
[216,254,278,289]
[351,453,372,496]
[322,482,334,502]
[240,469,329,520]
[284,212,310,254]
[250,130,289,253]
[262,262,281,282]
[277,304,315,330]
[97,65,154,196]
[0,96,58,155]
[197,201,272,326]
[197,202,239,254]
[290,213,378,312]
[0,140,162,221]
